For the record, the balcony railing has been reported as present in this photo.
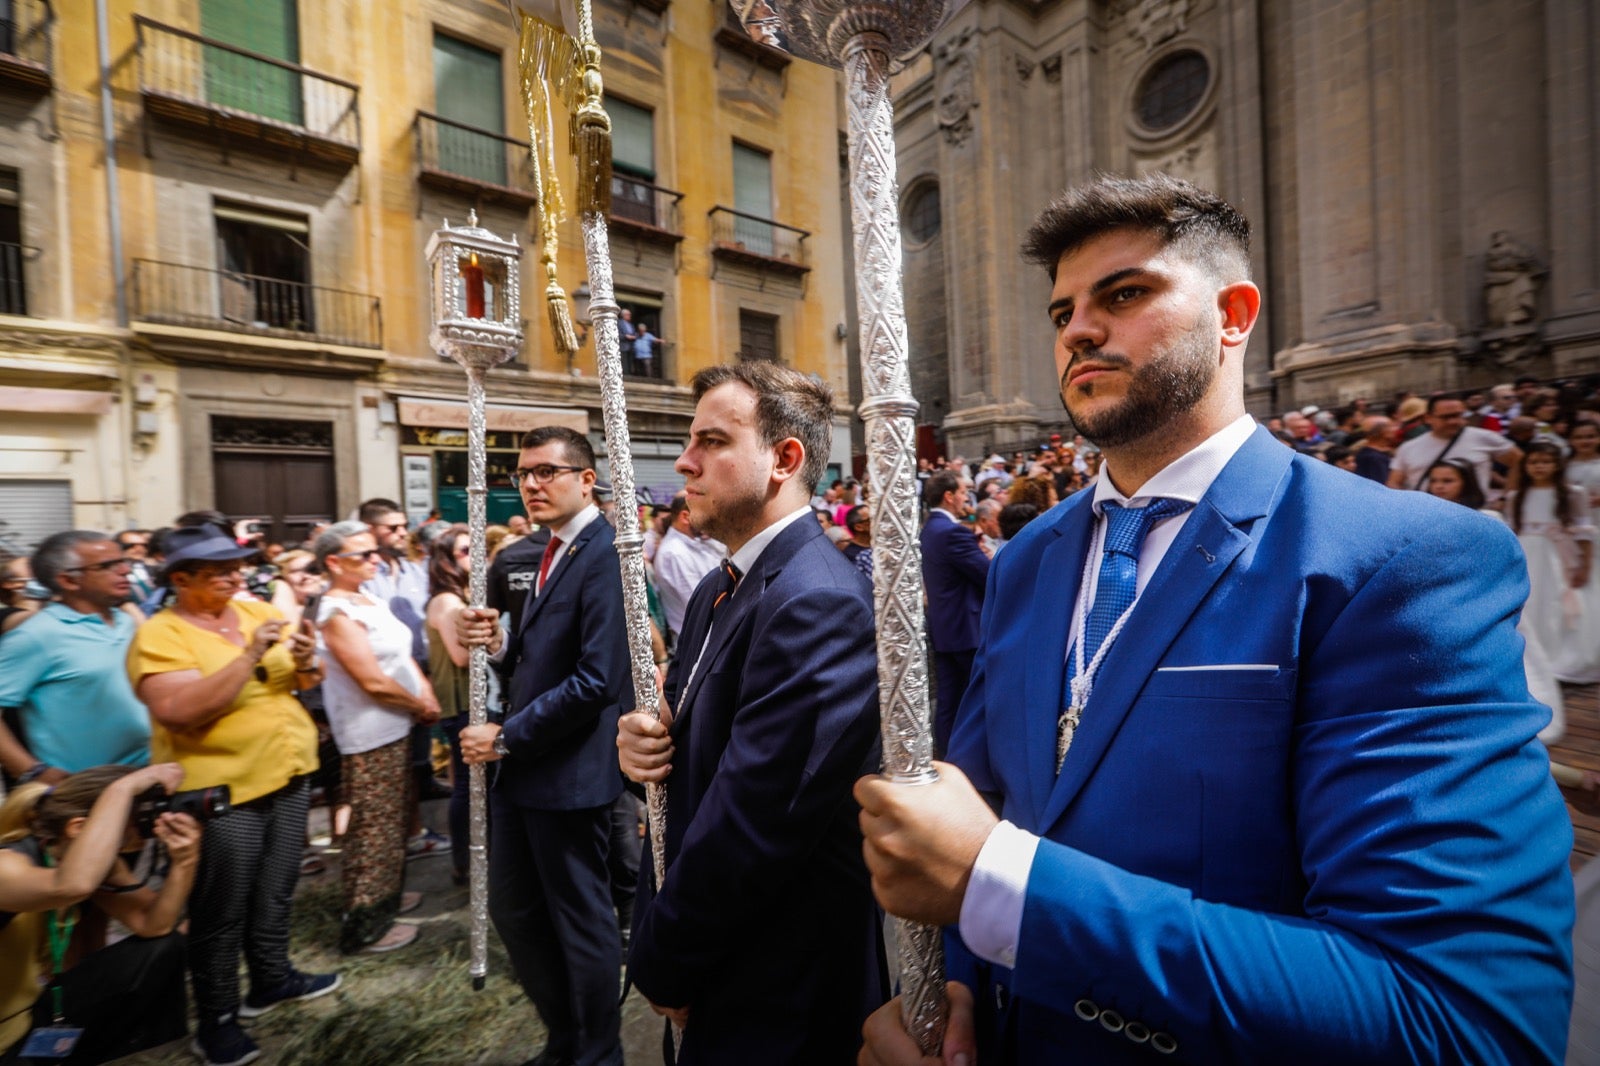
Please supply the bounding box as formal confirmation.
[0,241,37,316]
[134,16,360,166]
[708,206,810,274]
[622,338,670,381]
[131,259,382,349]
[413,112,536,207]
[0,0,52,90]
[609,173,683,238]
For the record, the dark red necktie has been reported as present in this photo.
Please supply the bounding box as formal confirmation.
[538,536,564,592]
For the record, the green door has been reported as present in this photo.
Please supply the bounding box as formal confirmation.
[732,142,775,255]
[201,0,303,126]
[433,34,506,186]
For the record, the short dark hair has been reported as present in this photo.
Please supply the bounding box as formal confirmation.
[923,469,962,509]
[518,426,597,472]
[690,362,834,493]
[1021,172,1251,284]
[1425,393,1464,415]
[845,505,869,531]
[998,503,1040,540]
[32,531,113,594]
[358,498,404,524]
[667,493,691,522]
[175,509,230,532]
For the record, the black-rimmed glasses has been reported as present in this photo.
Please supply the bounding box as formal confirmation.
[513,464,585,485]
[336,549,383,562]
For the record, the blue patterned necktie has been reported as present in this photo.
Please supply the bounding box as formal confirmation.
[1059,496,1194,771]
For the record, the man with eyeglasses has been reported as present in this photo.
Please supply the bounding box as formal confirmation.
[115,529,156,601]
[0,531,151,786]
[457,426,630,1066]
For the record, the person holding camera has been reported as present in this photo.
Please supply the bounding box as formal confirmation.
[128,525,334,1066]
[0,762,198,1064]
[311,522,439,955]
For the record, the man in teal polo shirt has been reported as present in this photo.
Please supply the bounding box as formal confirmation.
[0,531,151,784]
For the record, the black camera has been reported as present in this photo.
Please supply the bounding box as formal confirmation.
[133,784,231,839]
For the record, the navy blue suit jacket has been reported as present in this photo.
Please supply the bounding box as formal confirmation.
[920,510,988,653]
[628,516,888,1063]
[497,516,627,812]
[947,426,1574,1063]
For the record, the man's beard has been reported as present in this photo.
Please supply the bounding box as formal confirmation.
[691,484,766,546]
[1060,324,1216,448]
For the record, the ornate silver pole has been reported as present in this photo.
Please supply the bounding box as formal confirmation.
[730,0,970,1053]
[559,0,673,944]
[426,215,524,991]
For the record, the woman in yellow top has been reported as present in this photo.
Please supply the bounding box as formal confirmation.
[127,524,336,1066]
[0,762,198,1065]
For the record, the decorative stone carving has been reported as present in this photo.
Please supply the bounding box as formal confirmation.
[1014,53,1035,82]
[935,29,978,146]
[1483,231,1544,328]
[1133,128,1215,189]
[1476,231,1546,367]
[1129,0,1191,51]
[1041,52,1062,84]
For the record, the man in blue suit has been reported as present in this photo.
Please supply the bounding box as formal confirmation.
[920,469,990,756]
[618,361,889,1063]
[459,426,628,1066]
[857,174,1574,1063]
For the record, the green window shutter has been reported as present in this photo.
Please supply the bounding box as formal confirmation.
[732,142,774,255]
[433,34,506,186]
[200,0,303,126]
[608,98,654,179]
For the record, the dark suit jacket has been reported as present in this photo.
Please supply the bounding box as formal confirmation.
[497,516,626,812]
[920,510,989,653]
[946,427,1574,1063]
[628,516,888,1063]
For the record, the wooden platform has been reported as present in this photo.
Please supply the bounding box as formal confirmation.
[1549,682,1600,872]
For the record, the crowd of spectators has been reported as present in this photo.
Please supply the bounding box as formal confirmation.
[1,372,1599,1063]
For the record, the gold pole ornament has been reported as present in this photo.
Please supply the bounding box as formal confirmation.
[516,15,581,362]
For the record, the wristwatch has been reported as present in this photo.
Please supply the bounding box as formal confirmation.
[492,732,510,758]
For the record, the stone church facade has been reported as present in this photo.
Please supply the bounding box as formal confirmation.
[887,0,1598,459]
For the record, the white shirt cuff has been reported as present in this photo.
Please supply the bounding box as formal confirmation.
[488,614,511,665]
[958,819,1039,970]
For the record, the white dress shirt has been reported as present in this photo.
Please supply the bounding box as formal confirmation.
[958,413,1257,970]
[654,527,728,636]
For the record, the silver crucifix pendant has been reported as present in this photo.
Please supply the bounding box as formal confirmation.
[1056,706,1082,772]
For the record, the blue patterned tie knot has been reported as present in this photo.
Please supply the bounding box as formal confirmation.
[1081,497,1194,665]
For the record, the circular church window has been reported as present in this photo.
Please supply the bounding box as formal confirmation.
[1135,50,1210,133]
[904,181,942,244]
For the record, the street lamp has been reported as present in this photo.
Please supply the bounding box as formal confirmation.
[425,210,523,992]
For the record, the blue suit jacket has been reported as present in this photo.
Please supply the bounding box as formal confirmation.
[947,426,1574,1063]
[497,516,627,811]
[921,510,989,653]
[628,516,889,1063]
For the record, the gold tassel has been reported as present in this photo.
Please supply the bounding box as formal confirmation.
[572,46,612,216]
[544,258,579,361]
[517,15,584,358]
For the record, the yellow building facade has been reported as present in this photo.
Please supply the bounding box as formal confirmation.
[0,0,851,547]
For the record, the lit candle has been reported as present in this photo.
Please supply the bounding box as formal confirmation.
[462,252,486,318]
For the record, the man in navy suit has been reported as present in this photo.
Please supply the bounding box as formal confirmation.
[920,469,989,756]
[618,361,888,1063]
[459,426,628,1066]
[857,174,1574,1063]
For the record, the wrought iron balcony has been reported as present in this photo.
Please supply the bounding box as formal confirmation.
[0,241,36,316]
[609,174,683,243]
[708,206,810,275]
[134,16,360,167]
[0,0,51,91]
[413,112,537,208]
[131,259,382,349]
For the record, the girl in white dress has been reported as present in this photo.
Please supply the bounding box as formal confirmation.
[1505,442,1599,687]
[1566,418,1600,509]
[1425,458,1563,738]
